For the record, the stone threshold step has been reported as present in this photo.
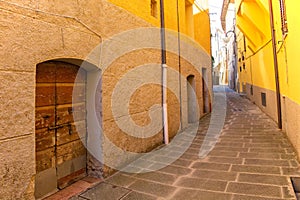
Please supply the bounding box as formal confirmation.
[43,177,102,200]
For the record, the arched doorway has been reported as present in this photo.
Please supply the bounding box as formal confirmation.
[202,68,210,113]
[187,75,197,123]
[35,61,88,198]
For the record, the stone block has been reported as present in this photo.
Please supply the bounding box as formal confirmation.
[0,71,34,140]
[176,177,227,192]
[122,191,156,200]
[192,169,237,181]
[206,156,243,164]
[80,182,130,200]
[159,165,192,176]
[0,135,35,199]
[226,182,281,198]
[172,188,232,200]
[191,162,231,171]
[239,152,280,159]
[208,150,239,157]
[231,165,281,174]
[129,179,176,198]
[105,173,137,187]
[134,171,177,185]
[238,173,289,185]
[244,158,290,167]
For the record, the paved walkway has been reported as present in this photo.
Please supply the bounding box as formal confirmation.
[65,86,300,199]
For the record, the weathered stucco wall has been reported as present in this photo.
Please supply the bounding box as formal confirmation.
[0,1,150,198]
[245,84,277,122]
[0,0,211,199]
[245,83,300,159]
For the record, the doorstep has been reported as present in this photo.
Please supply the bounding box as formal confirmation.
[43,177,102,200]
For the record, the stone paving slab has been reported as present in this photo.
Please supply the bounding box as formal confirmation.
[226,182,282,198]
[67,86,300,200]
[80,182,130,200]
[128,179,177,198]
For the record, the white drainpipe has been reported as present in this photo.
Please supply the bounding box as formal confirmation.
[162,63,169,144]
[160,0,169,144]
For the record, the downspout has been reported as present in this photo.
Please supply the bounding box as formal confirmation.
[233,21,237,91]
[176,0,183,130]
[268,0,282,129]
[160,0,169,144]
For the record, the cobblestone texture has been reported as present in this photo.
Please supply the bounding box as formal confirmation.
[49,86,300,200]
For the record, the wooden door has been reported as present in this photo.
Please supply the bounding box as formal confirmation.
[35,61,87,198]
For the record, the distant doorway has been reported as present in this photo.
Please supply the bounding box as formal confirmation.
[187,75,197,123]
[202,68,210,113]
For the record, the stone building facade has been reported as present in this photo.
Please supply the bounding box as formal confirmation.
[0,0,212,199]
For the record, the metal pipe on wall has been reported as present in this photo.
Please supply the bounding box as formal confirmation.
[268,0,282,129]
[160,0,169,144]
[176,0,183,130]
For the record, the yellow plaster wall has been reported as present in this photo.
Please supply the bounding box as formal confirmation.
[107,0,160,27]
[107,0,185,31]
[275,1,300,104]
[237,0,300,105]
[107,0,210,54]
[194,9,211,54]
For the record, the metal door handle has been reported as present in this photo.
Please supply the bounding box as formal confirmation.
[48,124,65,130]
[48,123,73,135]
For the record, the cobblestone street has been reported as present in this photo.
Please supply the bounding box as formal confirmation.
[49,86,300,200]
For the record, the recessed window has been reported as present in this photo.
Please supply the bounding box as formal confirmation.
[151,0,158,18]
[261,92,267,107]
[279,0,288,36]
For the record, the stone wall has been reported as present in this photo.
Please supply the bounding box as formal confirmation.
[246,83,300,159]
[281,95,300,158]
[0,0,212,198]
[246,84,277,122]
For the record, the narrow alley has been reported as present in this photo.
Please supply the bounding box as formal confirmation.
[2,0,300,199]
[47,86,300,200]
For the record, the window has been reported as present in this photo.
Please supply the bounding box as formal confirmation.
[151,0,157,18]
[279,0,288,36]
[261,92,267,107]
